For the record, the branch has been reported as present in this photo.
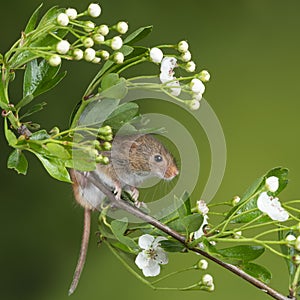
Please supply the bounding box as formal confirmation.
[85,171,293,300]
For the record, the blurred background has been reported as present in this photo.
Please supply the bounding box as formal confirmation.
[1,0,300,299]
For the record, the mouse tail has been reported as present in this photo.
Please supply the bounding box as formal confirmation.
[68,208,91,296]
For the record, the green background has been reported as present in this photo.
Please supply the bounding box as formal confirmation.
[1,0,300,299]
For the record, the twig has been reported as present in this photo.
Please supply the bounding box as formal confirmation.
[85,171,293,300]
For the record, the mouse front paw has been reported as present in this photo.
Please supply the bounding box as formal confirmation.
[113,184,122,200]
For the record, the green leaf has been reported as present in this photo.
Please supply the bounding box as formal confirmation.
[217,245,265,264]
[24,4,43,33]
[21,59,66,105]
[124,26,153,45]
[34,153,71,183]
[101,73,120,90]
[15,94,35,110]
[4,119,17,146]
[169,213,203,234]
[160,240,186,253]
[36,6,61,29]
[241,263,272,284]
[111,219,139,252]
[65,149,97,172]
[175,191,191,218]
[29,129,50,140]
[46,143,71,159]
[20,102,47,119]
[7,149,28,175]
[100,77,128,100]
[104,102,139,130]
[119,45,134,56]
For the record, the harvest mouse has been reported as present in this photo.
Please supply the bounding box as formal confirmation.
[68,134,179,295]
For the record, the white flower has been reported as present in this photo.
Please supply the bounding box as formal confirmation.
[116,21,128,34]
[285,234,296,247]
[194,215,209,239]
[135,234,168,277]
[233,231,242,239]
[57,13,69,26]
[257,192,289,222]
[193,93,203,101]
[84,21,95,32]
[56,40,70,54]
[149,47,164,63]
[199,70,211,82]
[197,200,209,215]
[294,255,300,265]
[181,50,191,62]
[73,49,83,60]
[198,259,208,270]
[84,48,96,62]
[111,36,123,50]
[160,71,174,84]
[160,57,177,74]
[48,54,61,66]
[83,37,94,48]
[190,78,205,94]
[99,50,110,60]
[166,80,181,96]
[88,3,102,18]
[186,61,196,72]
[178,40,189,53]
[202,274,214,287]
[265,176,279,192]
[65,8,77,20]
[114,52,124,64]
[189,100,201,110]
[98,24,109,36]
[296,236,300,251]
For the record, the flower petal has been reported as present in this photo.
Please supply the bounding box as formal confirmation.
[142,260,161,277]
[257,192,270,213]
[154,248,168,265]
[138,234,154,250]
[194,215,209,239]
[135,251,149,269]
[152,236,167,248]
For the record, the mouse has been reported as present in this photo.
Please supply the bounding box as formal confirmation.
[68,133,179,295]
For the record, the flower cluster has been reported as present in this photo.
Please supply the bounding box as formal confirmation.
[149,41,210,110]
[48,3,128,66]
[256,176,289,222]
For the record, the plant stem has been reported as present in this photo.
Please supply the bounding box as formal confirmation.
[83,171,294,300]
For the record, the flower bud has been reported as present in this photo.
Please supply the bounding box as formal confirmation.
[56,40,70,54]
[83,37,94,48]
[92,140,101,149]
[149,47,163,63]
[188,99,200,110]
[88,3,102,18]
[202,274,214,287]
[99,50,110,60]
[232,195,241,206]
[73,49,83,60]
[57,13,69,26]
[98,24,109,36]
[186,61,196,72]
[233,231,242,239]
[285,234,296,245]
[113,52,124,64]
[102,141,112,150]
[65,8,77,20]
[48,54,61,66]
[178,40,189,53]
[84,48,96,62]
[98,125,112,136]
[93,33,105,44]
[92,57,101,64]
[198,259,208,270]
[293,255,300,265]
[101,156,110,164]
[199,70,211,82]
[181,50,191,62]
[265,176,279,193]
[84,21,95,32]
[193,92,202,101]
[190,78,205,94]
[95,154,104,163]
[110,36,123,50]
[116,21,129,34]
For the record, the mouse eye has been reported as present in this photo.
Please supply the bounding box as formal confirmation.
[154,155,163,162]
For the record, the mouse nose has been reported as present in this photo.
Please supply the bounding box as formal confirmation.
[164,165,179,180]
